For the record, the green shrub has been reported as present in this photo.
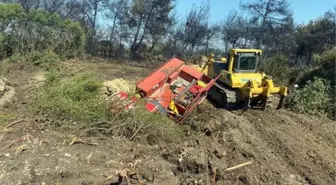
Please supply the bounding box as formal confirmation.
[287,77,334,118]
[32,72,109,122]
[300,48,335,86]
[0,3,84,59]
[1,51,60,70]
[26,51,60,65]
[258,53,292,85]
[32,72,185,144]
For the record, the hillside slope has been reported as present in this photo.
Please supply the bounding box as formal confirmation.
[0,59,335,185]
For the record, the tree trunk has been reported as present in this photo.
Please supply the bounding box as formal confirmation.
[91,1,98,55]
[224,38,230,53]
[130,17,143,53]
[148,37,158,53]
[132,2,160,57]
[137,6,155,50]
[110,14,117,42]
[307,50,312,66]
[109,13,118,56]
[205,35,210,55]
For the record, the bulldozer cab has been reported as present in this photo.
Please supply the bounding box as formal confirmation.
[232,53,259,73]
[196,48,263,88]
[229,49,262,74]
[211,48,264,88]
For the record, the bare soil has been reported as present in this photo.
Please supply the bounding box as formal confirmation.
[0,59,335,185]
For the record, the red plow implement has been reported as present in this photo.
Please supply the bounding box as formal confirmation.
[110,57,221,123]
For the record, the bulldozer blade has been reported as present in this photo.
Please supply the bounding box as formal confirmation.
[276,96,285,110]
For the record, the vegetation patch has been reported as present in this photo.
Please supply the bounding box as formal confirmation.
[32,71,108,122]
[86,107,185,144]
[31,71,184,144]
[259,53,292,85]
[0,112,12,124]
[0,3,84,60]
[287,77,334,118]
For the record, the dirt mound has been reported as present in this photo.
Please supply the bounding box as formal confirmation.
[0,78,15,107]
[177,101,336,185]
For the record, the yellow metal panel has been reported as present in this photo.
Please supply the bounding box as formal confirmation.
[228,52,234,73]
[231,48,262,55]
[168,101,179,115]
[230,73,264,88]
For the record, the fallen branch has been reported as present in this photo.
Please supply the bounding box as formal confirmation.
[130,123,144,141]
[69,136,98,146]
[224,161,253,172]
[82,123,127,135]
[5,119,29,129]
[8,133,34,148]
[15,144,27,155]
[85,152,93,163]
[211,168,217,185]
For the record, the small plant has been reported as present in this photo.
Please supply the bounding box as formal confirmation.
[287,77,334,118]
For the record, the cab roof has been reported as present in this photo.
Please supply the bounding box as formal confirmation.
[230,48,262,55]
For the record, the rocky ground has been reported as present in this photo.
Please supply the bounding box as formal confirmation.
[0,58,335,185]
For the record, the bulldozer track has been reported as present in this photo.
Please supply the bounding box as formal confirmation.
[207,80,239,108]
[214,83,237,105]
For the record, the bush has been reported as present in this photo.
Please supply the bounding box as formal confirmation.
[32,72,185,144]
[300,48,336,86]
[32,72,109,122]
[26,51,60,65]
[0,3,84,60]
[258,53,292,85]
[287,77,334,118]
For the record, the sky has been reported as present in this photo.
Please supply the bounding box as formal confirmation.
[175,0,335,24]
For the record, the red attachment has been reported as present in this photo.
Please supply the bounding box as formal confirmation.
[135,57,221,122]
[136,58,184,97]
[111,57,221,123]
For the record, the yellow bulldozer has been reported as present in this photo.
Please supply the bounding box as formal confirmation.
[191,48,288,110]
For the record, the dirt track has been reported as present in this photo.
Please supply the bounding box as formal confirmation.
[0,59,335,185]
